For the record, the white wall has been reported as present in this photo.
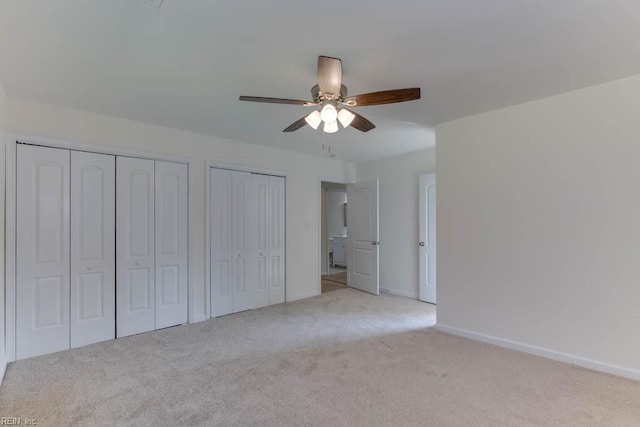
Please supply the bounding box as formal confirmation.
[6,97,354,325]
[0,78,7,381]
[356,148,436,298]
[436,74,640,379]
[327,189,347,238]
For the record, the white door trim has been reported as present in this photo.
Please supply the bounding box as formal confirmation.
[204,161,287,319]
[317,177,352,296]
[4,134,195,362]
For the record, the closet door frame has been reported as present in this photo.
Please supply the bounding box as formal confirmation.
[4,135,195,362]
[205,161,287,319]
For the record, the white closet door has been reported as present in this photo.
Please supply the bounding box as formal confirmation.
[232,171,253,312]
[117,157,155,337]
[155,161,188,329]
[268,176,286,305]
[16,144,71,359]
[210,168,233,317]
[251,174,270,309]
[70,151,116,348]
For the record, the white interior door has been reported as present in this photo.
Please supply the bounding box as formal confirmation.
[155,161,188,329]
[419,174,437,304]
[16,144,71,359]
[267,175,285,305]
[210,168,233,317]
[251,174,270,309]
[231,171,253,312]
[70,151,116,348]
[347,179,379,295]
[117,157,155,337]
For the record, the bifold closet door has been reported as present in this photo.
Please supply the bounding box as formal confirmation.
[210,168,233,317]
[70,151,116,348]
[16,145,71,359]
[155,161,188,329]
[231,170,253,312]
[267,176,286,305]
[117,157,155,337]
[251,174,270,309]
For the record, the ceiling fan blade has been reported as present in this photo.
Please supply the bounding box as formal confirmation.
[239,96,316,106]
[317,56,342,99]
[342,88,421,107]
[347,110,376,132]
[282,116,308,132]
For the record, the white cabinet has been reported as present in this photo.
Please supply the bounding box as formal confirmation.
[332,236,347,267]
[210,168,285,317]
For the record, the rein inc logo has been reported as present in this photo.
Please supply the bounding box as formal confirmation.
[0,418,37,425]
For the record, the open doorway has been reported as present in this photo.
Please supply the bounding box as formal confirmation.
[321,181,349,293]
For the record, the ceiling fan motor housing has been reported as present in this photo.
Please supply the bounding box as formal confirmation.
[311,84,348,104]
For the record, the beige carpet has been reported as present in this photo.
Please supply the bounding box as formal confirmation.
[1,289,639,426]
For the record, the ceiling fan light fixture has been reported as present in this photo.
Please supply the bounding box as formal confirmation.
[320,104,338,123]
[323,120,338,134]
[305,110,322,130]
[337,109,355,128]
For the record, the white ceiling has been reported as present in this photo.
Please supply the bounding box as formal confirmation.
[2,1,640,162]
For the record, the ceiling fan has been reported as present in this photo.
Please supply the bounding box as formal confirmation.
[239,56,421,133]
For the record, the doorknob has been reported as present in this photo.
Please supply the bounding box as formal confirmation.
[372,241,379,246]
[134,261,141,266]
[419,242,425,247]
[86,265,93,271]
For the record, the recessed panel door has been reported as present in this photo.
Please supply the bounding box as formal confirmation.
[268,176,285,305]
[231,171,253,312]
[16,144,71,359]
[210,168,233,317]
[155,161,188,329]
[347,179,379,295]
[117,157,155,337]
[419,174,437,304]
[251,174,270,309]
[70,151,116,347]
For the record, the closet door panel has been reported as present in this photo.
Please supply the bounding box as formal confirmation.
[16,145,71,359]
[268,176,286,305]
[117,157,155,337]
[251,174,269,309]
[70,151,116,347]
[155,161,188,328]
[232,171,253,312]
[210,168,233,317]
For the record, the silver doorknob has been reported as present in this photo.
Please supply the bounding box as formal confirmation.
[372,241,379,246]
[419,242,425,246]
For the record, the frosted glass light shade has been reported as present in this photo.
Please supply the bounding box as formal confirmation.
[323,120,338,133]
[305,110,322,129]
[337,109,355,128]
[320,104,338,123]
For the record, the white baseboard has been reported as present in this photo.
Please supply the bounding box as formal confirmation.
[380,287,419,299]
[435,323,640,381]
[286,290,320,302]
